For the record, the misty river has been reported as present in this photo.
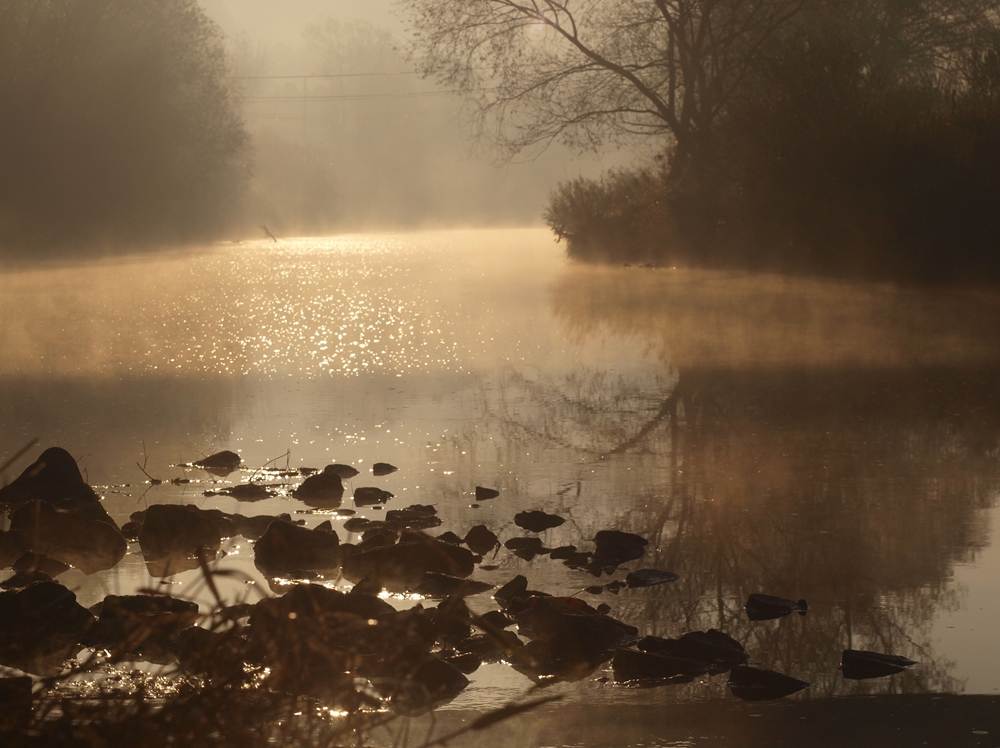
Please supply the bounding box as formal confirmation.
[3,227,1000,746]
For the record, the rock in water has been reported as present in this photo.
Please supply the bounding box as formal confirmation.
[342,533,475,592]
[254,520,341,576]
[193,450,242,474]
[0,447,97,511]
[0,581,94,675]
[324,464,359,479]
[514,510,566,533]
[138,504,225,557]
[372,462,398,476]
[475,486,500,500]
[612,647,711,684]
[638,629,749,673]
[83,594,199,664]
[841,649,917,679]
[292,467,345,502]
[589,530,648,573]
[464,524,500,555]
[353,487,394,506]
[9,500,127,575]
[625,569,679,588]
[745,593,808,621]
[728,665,811,701]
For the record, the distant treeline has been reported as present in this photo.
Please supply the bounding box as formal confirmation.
[542,0,1000,283]
[0,0,249,253]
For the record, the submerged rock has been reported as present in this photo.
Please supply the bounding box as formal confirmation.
[841,649,918,679]
[413,572,494,599]
[745,593,808,621]
[138,504,225,558]
[372,462,398,476]
[221,483,273,501]
[230,513,291,541]
[12,551,70,578]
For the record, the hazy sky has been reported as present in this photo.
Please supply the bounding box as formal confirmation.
[200,0,403,44]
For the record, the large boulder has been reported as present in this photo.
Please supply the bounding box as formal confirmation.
[0,581,94,675]
[0,447,98,511]
[292,468,344,504]
[138,504,225,557]
[82,594,199,664]
[341,532,476,593]
[253,520,340,576]
[9,500,126,575]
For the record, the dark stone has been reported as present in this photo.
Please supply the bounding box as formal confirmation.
[120,521,142,541]
[514,510,566,533]
[728,665,811,700]
[0,447,98,511]
[372,655,470,715]
[1,570,54,590]
[474,486,499,500]
[478,610,514,630]
[745,593,808,621]
[0,675,32,734]
[253,520,341,575]
[82,594,199,663]
[413,572,494,598]
[372,462,398,476]
[503,537,546,559]
[638,629,749,673]
[325,464,359,479]
[0,581,93,675]
[223,483,273,501]
[12,551,69,577]
[547,545,578,560]
[138,504,224,557]
[494,575,529,608]
[292,468,345,504]
[625,569,679,588]
[436,531,463,545]
[193,450,242,474]
[612,647,711,684]
[464,524,500,555]
[10,500,127,575]
[603,580,627,594]
[342,533,476,592]
[515,596,639,672]
[442,652,482,674]
[0,532,26,570]
[354,487,394,506]
[231,513,292,541]
[589,530,648,574]
[841,649,918,680]
[385,507,440,531]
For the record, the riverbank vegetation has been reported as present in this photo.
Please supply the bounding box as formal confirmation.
[0,0,250,254]
[405,0,1000,282]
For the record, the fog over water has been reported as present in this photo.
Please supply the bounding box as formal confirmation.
[3,230,1000,746]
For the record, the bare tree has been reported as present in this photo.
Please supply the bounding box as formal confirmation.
[401,0,807,176]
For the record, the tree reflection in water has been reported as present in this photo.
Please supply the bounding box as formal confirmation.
[427,267,1000,700]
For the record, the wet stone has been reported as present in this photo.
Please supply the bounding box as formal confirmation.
[0,580,94,675]
[728,665,811,701]
[625,569,680,588]
[253,519,341,575]
[325,464,360,479]
[353,487,394,506]
[341,533,476,593]
[464,524,500,555]
[12,551,70,577]
[474,486,500,500]
[413,572,494,598]
[612,647,711,685]
[588,530,648,574]
[222,483,273,501]
[841,649,918,680]
[292,468,345,503]
[514,510,566,533]
[638,629,749,672]
[745,593,808,621]
[0,447,101,512]
[372,462,398,476]
[138,504,225,558]
[193,450,242,474]
[10,499,127,575]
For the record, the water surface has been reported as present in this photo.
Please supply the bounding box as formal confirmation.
[2,228,999,745]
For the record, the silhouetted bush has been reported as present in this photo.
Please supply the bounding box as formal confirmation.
[0,0,250,253]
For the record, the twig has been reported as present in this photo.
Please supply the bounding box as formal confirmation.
[136,438,162,485]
